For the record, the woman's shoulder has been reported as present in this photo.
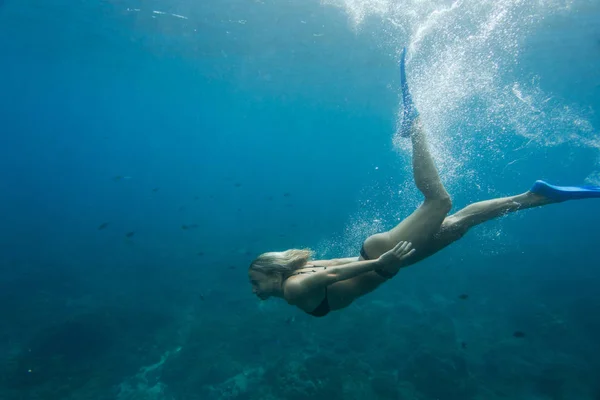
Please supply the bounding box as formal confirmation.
[282,277,307,305]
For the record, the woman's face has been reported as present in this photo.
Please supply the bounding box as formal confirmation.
[248,270,276,300]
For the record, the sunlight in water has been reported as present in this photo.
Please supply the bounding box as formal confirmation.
[323,0,596,164]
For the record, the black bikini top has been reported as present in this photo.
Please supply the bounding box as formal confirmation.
[291,266,331,318]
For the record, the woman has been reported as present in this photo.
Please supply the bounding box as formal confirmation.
[248,48,600,317]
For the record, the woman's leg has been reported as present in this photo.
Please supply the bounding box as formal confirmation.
[434,181,600,248]
[361,49,452,260]
[385,119,452,243]
[367,189,556,266]
[430,190,562,256]
[421,191,550,256]
[444,191,551,232]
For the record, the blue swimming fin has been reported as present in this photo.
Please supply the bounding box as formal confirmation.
[530,180,600,202]
[399,47,419,137]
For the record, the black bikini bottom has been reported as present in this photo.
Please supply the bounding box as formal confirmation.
[360,243,396,279]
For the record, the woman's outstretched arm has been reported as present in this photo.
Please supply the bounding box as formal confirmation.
[287,242,414,293]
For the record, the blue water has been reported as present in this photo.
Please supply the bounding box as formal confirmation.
[1,0,599,399]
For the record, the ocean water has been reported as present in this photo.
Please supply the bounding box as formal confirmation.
[1,0,599,399]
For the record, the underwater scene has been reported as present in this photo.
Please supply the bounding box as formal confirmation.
[1,0,600,399]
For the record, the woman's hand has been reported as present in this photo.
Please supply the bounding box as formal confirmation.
[377,241,415,274]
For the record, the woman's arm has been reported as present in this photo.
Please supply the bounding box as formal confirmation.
[312,257,359,267]
[287,242,414,293]
[287,259,383,293]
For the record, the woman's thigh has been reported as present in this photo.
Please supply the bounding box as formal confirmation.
[361,208,462,263]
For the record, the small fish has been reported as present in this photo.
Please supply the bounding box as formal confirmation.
[458,294,469,300]
[181,224,198,230]
[234,182,242,188]
[152,187,159,192]
[284,316,295,325]
[283,192,291,197]
[199,293,205,301]
[197,251,205,256]
[513,331,526,338]
[178,206,186,211]
[98,222,109,230]
[266,196,274,201]
[112,175,132,181]
[125,231,135,238]
[228,265,236,270]
[461,341,467,349]
[193,196,199,200]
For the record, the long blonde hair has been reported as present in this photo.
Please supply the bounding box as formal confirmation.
[249,249,314,279]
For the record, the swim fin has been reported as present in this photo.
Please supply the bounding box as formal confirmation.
[530,180,600,202]
[399,47,419,137]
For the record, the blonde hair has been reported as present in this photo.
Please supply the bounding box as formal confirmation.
[249,249,314,279]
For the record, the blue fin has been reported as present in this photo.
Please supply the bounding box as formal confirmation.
[530,180,600,202]
[399,47,419,137]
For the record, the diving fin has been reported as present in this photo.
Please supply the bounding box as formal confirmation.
[530,180,600,202]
